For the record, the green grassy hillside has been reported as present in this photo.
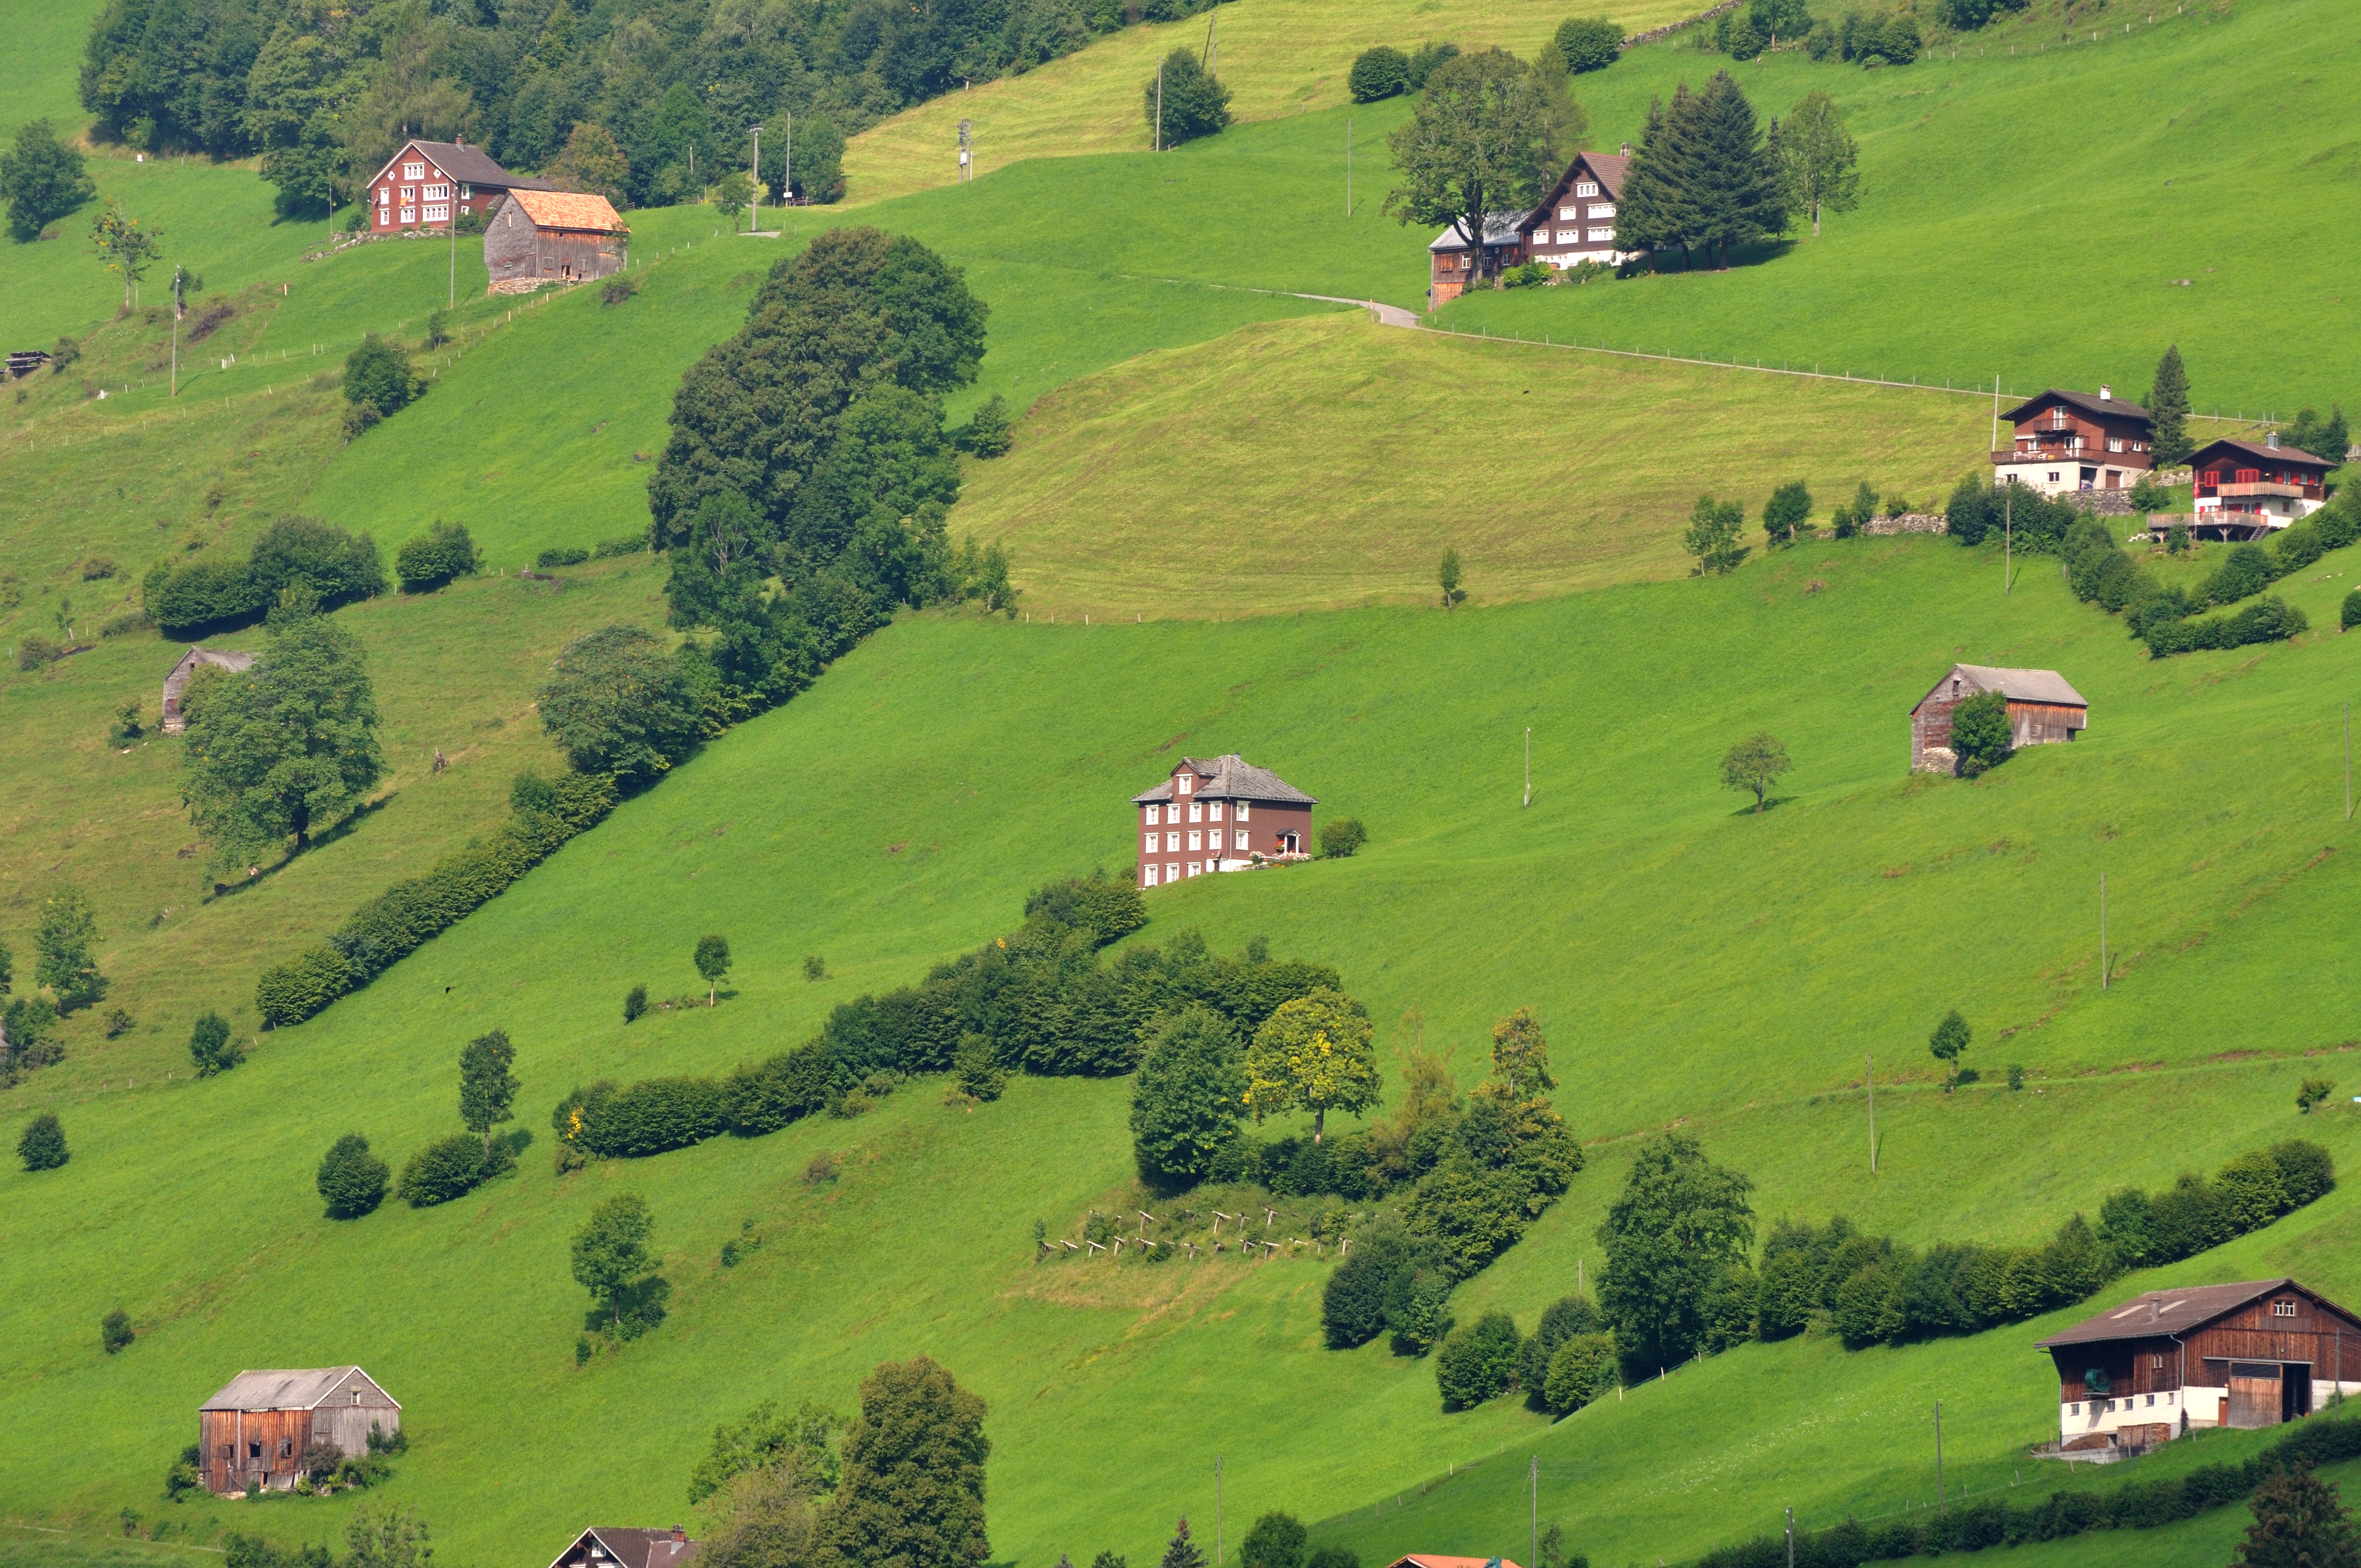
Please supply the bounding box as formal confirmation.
[0,0,106,132]
[8,533,2361,1567]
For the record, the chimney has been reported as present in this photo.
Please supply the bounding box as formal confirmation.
[455,134,465,147]
[671,1528,687,1544]
[2098,383,2111,401]
[2267,429,2279,449]
[1619,141,1632,155]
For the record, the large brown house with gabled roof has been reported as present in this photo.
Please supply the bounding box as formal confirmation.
[2035,1279,2361,1456]
[1909,664,2087,774]
[1133,755,1316,888]
[485,189,630,293]
[1517,148,1635,271]
[1992,387,2155,497]
[363,137,551,236]
[2187,433,2338,536]
[199,1367,400,1495]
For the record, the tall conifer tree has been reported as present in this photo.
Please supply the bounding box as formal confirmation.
[1615,88,1696,268]
[1684,71,1786,268]
[2149,344,2193,466]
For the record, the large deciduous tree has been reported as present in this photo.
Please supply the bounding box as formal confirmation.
[1774,90,1857,238]
[1245,988,1380,1143]
[1384,50,1559,288]
[571,1191,656,1329]
[537,625,703,787]
[1144,50,1232,148]
[34,885,105,1011]
[1595,1132,1755,1373]
[2233,1465,2359,1568]
[818,1357,991,1568]
[1130,1006,1247,1188]
[181,599,384,879]
[459,1028,520,1157]
[2,119,97,242]
[1718,730,1790,812]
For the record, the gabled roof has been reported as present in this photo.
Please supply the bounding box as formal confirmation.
[1130,754,1318,806]
[1429,211,1532,252]
[1911,663,2087,714]
[1521,150,1634,238]
[367,138,546,193]
[547,1528,699,1568]
[2185,437,2342,473]
[2001,388,2152,426]
[1386,1555,1526,1568]
[170,646,254,678]
[201,1367,398,1412]
[507,188,629,234]
[2034,1279,2360,1348]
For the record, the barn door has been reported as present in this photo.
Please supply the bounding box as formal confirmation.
[2226,1363,2282,1428]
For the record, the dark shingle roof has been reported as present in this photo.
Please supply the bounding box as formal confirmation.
[408,140,536,188]
[548,1529,700,1568]
[2001,388,2152,426]
[2185,438,2342,472]
[2033,1280,2309,1348]
[1130,754,1316,805]
[1429,211,1533,252]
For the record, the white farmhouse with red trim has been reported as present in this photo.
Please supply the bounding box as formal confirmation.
[363,138,551,236]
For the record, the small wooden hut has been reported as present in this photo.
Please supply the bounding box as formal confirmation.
[198,1367,400,1495]
[1909,663,2086,774]
[485,189,629,294]
[161,646,255,735]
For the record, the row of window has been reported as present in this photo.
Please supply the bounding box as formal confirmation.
[1553,202,1616,220]
[1144,800,1247,825]
[1535,228,1616,246]
[2068,1391,2180,1417]
[1148,829,1250,855]
[1142,861,1210,886]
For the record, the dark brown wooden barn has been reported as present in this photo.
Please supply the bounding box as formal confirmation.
[546,1526,700,1568]
[485,189,629,295]
[1910,664,2087,774]
[199,1367,400,1495]
[2036,1278,2361,1458]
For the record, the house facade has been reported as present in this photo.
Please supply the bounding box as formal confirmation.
[545,1527,699,1568]
[1515,149,1635,271]
[1991,388,2155,496]
[1132,754,1316,888]
[363,138,550,236]
[2186,435,2336,536]
[485,189,630,293]
[198,1367,400,1495]
[2035,1279,2361,1457]
[1909,664,2087,774]
[1427,212,1530,306]
[161,645,254,735]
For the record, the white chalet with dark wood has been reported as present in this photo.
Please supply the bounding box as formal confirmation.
[1909,664,2087,774]
[1133,755,1315,888]
[546,1526,699,1568]
[363,138,549,236]
[2036,1278,2361,1457]
[1516,148,1635,271]
[1992,388,2155,497]
[2186,434,2338,536]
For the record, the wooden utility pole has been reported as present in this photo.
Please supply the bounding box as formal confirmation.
[1991,374,2000,451]
[2099,872,2108,990]
[749,124,763,232]
[1155,63,1165,153]
[2004,487,2014,594]
[784,112,793,206]
[1786,1507,1796,1568]
[1934,1402,1945,1508]
[1865,1052,1876,1172]
[1346,115,1353,216]
[1203,3,1218,72]
[449,214,457,309]
[2345,702,2352,822]
[170,266,181,396]
[1524,726,1532,808]
[1528,1453,1538,1568]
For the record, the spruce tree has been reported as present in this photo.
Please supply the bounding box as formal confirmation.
[2234,1466,2359,1568]
[1684,72,1786,268]
[2149,345,2192,466]
[820,1358,991,1568]
[1158,1521,1207,1568]
[1616,89,1695,266]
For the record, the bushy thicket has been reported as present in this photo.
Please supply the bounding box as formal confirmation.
[255,771,614,1026]
[144,516,385,637]
[1697,1409,2361,1568]
[394,523,480,591]
[1752,1140,2332,1352]
[551,874,1358,1164]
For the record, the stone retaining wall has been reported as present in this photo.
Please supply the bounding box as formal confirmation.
[1623,0,1741,47]
[1863,513,1947,536]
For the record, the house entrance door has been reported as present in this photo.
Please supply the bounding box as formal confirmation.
[2283,1364,2313,1423]
[2226,1363,2283,1428]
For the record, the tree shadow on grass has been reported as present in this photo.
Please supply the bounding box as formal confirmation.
[1726,795,1799,817]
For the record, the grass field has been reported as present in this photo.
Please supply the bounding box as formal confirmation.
[9,533,2361,1566]
[0,0,106,133]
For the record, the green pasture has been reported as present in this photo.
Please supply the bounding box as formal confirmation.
[0,0,106,133]
[8,536,2361,1566]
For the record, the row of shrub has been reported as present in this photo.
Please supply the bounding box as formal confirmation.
[534,535,648,570]
[255,772,615,1026]
[2061,503,2353,657]
[1747,1140,2332,1353]
[144,517,387,638]
[1698,1407,2361,1567]
[547,875,1357,1162]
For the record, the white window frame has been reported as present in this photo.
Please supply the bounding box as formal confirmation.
[1234,829,1248,852]
[1177,775,1192,794]
[377,187,389,205]
[1592,202,1617,217]
[1146,804,1161,825]
[1208,802,1223,821]
[1165,862,1178,882]
[1188,830,1202,852]
[423,204,450,224]
[399,207,417,225]
[400,186,416,200]
[1236,802,1250,820]
[423,183,451,201]
[1186,862,1200,878]
[1558,205,1579,221]
[1165,832,1179,852]
[1188,802,1203,823]
[2274,1300,2299,1317]
[1143,864,1158,887]
[403,161,426,180]
[1575,181,1598,197]
[1145,836,1158,856]
[1587,227,1614,243]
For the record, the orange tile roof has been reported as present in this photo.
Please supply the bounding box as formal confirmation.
[508,189,628,234]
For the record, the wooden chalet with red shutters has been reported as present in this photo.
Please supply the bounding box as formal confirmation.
[364,138,550,236]
[1516,148,1636,272]
[1909,664,2086,774]
[1133,755,1315,889]
[2186,433,2338,538]
[2036,1279,2361,1458]
[199,1366,400,1495]
[1991,386,2155,497]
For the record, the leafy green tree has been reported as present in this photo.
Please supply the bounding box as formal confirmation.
[548,121,631,203]
[624,983,649,1022]
[396,1133,487,1206]
[1384,51,1558,288]
[1760,480,1813,546]
[572,1191,656,1329]
[317,1133,390,1218]
[689,1397,843,1502]
[1928,1009,1971,1086]
[181,604,384,879]
[1245,988,1381,1142]
[695,935,732,1005]
[1145,50,1232,148]
[1434,1310,1522,1408]
[35,885,104,1010]
[786,118,848,204]
[1718,731,1789,811]
[1684,494,1749,575]
[714,170,752,228]
[248,515,387,609]
[1554,17,1623,72]
[1130,1007,1247,1188]
[1239,1513,1307,1568]
[1158,1521,1207,1568]
[1949,689,2012,776]
[1439,546,1464,607]
[954,1032,1008,1102]
[964,394,1014,458]
[344,333,422,428]
[102,1306,135,1354]
[188,1011,244,1076]
[700,1463,819,1568]
[1684,71,1785,268]
[2284,406,2350,466]
[1318,818,1367,858]
[394,523,479,591]
[818,1357,991,1568]
[459,1028,520,1156]
[2,119,96,241]
[89,199,161,307]
[19,1110,68,1170]
[2233,1466,2359,1568]
[1349,47,1411,101]
[2148,345,2192,466]
[346,1501,432,1568]
[1595,1132,1755,1373]
[1543,1331,1618,1414]
[537,625,701,787]
[1774,90,1857,237]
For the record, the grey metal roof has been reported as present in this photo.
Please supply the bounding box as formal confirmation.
[1428,210,1533,252]
[2033,1280,2337,1348]
[1130,754,1316,806]
[547,1529,700,1568]
[1914,663,2088,713]
[2001,388,2152,425]
[201,1367,396,1412]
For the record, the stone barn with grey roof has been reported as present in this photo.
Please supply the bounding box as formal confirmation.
[1133,754,1316,888]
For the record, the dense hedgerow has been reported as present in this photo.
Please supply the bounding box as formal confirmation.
[1696,1409,2361,1568]
[145,516,385,638]
[255,771,614,1026]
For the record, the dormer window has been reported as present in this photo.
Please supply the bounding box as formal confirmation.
[2274,1299,2299,1317]
[1575,182,1598,197]
[1177,775,1192,794]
